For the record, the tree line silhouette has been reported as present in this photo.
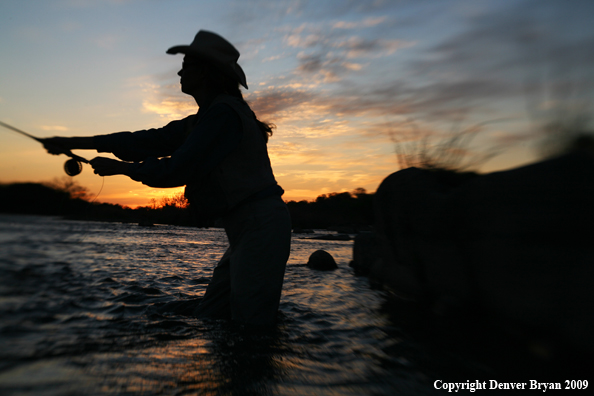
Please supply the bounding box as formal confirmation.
[0,179,374,230]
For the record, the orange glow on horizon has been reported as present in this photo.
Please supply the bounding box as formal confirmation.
[96,186,187,208]
[91,185,379,208]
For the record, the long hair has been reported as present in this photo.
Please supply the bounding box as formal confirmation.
[201,62,275,143]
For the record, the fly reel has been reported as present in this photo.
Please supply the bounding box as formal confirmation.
[64,158,83,176]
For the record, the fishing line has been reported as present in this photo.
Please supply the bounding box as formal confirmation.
[0,120,90,176]
[90,176,105,205]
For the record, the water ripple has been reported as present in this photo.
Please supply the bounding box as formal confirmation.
[0,214,487,395]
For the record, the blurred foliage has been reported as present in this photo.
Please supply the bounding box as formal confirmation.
[286,188,374,230]
[391,119,509,173]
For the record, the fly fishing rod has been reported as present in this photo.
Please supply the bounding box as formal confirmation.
[0,120,89,176]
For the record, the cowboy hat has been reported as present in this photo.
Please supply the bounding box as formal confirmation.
[167,30,248,89]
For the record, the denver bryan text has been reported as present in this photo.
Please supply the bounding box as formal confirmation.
[434,380,566,392]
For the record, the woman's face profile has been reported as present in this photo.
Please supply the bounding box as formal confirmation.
[178,56,205,95]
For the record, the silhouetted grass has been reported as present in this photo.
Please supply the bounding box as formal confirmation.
[392,119,511,173]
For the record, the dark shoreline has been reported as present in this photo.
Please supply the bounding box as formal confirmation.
[0,182,375,230]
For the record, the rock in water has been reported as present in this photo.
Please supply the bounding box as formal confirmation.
[307,250,338,270]
[349,231,379,276]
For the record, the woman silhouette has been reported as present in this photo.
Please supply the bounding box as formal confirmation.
[43,30,292,326]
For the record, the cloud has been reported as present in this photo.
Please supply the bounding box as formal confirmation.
[248,86,314,116]
[262,55,282,62]
[285,30,324,48]
[396,0,594,147]
[283,22,414,82]
[332,16,387,30]
[285,27,411,57]
[252,0,592,160]
[139,86,193,120]
[337,36,412,58]
[295,53,354,83]
[275,143,396,200]
[411,0,594,90]
[132,76,195,120]
[142,97,195,120]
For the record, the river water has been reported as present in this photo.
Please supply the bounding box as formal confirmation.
[0,214,497,395]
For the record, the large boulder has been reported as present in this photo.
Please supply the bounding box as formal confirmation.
[374,150,594,355]
[307,250,338,270]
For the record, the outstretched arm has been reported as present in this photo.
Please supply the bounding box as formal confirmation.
[41,114,194,161]
[42,136,96,155]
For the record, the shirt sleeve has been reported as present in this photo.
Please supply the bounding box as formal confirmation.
[124,103,243,188]
[93,115,195,162]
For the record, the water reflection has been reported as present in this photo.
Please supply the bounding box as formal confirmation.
[66,322,290,395]
[204,323,288,395]
[1,215,446,395]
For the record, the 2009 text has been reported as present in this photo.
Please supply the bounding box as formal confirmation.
[565,380,588,390]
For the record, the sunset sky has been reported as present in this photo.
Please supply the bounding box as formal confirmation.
[1,0,593,208]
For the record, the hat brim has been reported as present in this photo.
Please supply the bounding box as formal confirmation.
[166,45,248,89]
[166,45,189,55]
